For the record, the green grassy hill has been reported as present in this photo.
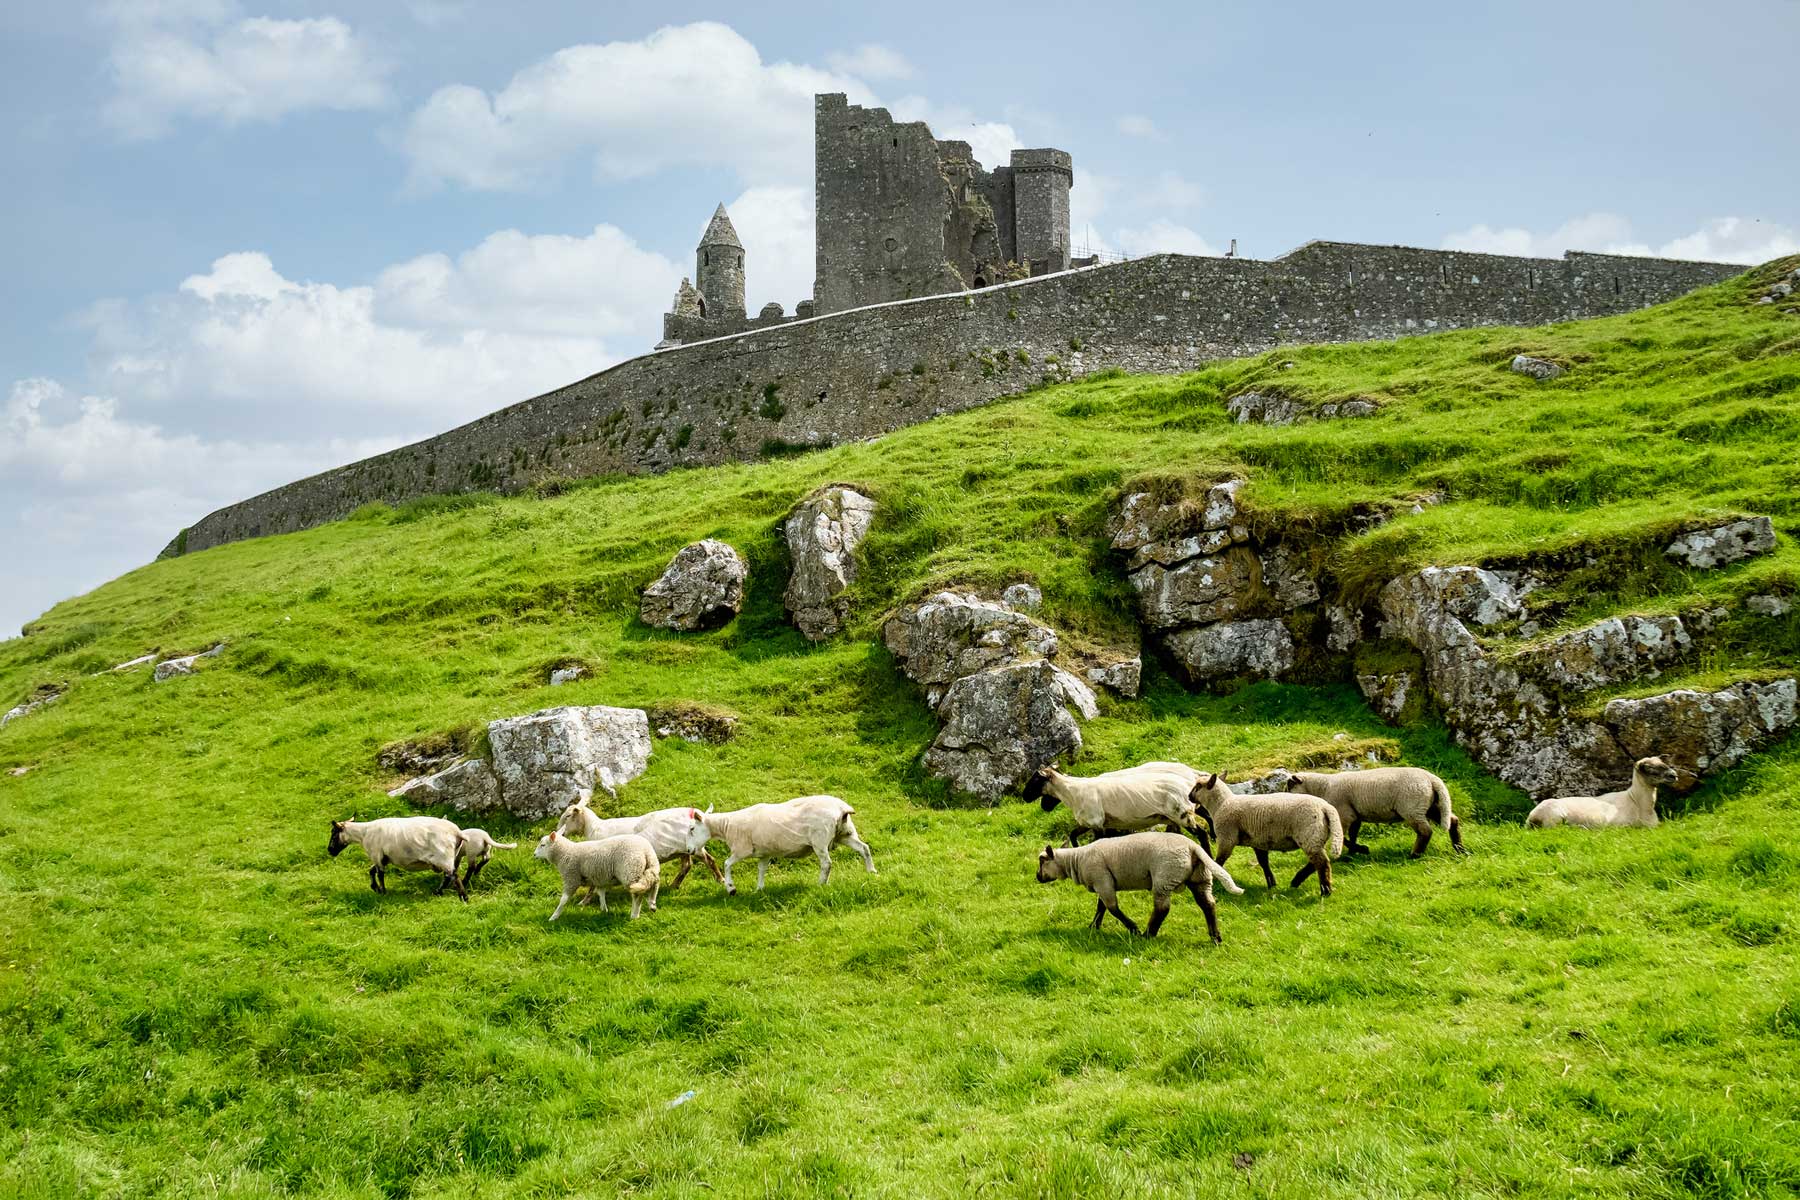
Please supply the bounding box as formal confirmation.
[3,259,1799,1199]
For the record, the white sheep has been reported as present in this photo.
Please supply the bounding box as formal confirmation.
[555,796,722,892]
[1036,831,1244,941]
[454,827,518,888]
[533,831,661,920]
[328,816,467,901]
[1526,756,1680,829]
[1024,761,1207,847]
[1291,766,1468,857]
[1189,773,1344,896]
[702,794,875,895]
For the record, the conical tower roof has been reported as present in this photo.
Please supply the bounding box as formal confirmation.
[699,203,742,249]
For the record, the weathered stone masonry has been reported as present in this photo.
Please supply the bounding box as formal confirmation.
[165,242,1736,557]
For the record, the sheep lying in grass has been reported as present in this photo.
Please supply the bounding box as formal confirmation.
[1291,766,1467,857]
[1527,757,1680,829]
[328,816,467,901]
[1036,832,1244,941]
[556,795,722,891]
[454,827,517,888]
[533,831,661,920]
[703,795,874,895]
[1189,773,1344,896]
[1024,762,1207,848]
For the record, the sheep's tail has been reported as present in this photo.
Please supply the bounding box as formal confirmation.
[630,852,662,894]
[493,841,518,850]
[1195,845,1244,895]
[1322,803,1344,859]
[1426,776,1452,829]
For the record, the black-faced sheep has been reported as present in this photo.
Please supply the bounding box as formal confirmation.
[1189,773,1344,896]
[533,831,661,920]
[701,795,874,895]
[1526,756,1680,829]
[1291,766,1467,857]
[327,816,467,901]
[1024,762,1207,848]
[1035,832,1244,941]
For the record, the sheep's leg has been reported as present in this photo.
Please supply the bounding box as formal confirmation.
[434,871,449,895]
[1091,897,1107,929]
[461,857,485,888]
[756,860,768,891]
[722,855,740,896]
[368,864,382,894]
[1146,894,1172,938]
[668,855,694,890]
[446,868,469,903]
[629,892,643,920]
[550,889,574,921]
[1254,849,1277,890]
[840,821,876,873]
[1188,882,1222,945]
[1346,817,1371,856]
[1318,856,1334,897]
[817,846,833,886]
[1094,882,1139,935]
[1448,816,1469,855]
[1407,818,1433,858]
[1290,859,1318,889]
[596,889,609,912]
[646,877,660,913]
[697,848,727,883]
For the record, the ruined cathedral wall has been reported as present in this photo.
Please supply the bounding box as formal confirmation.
[169,247,1740,556]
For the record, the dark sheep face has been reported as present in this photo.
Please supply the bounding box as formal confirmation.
[327,821,349,857]
[1035,845,1063,883]
[1024,770,1056,811]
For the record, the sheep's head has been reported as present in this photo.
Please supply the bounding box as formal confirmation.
[1190,772,1229,815]
[1024,767,1058,811]
[327,821,349,857]
[555,802,591,837]
[1634,757,1681,788]
[1036,845,1068,883]
[534,832,561,862]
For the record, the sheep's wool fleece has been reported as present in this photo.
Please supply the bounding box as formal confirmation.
[710,797,849,855]
[1059,833,1204,893]
[1057,764,1198,828]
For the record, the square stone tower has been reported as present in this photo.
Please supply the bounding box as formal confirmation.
[812,93,1072,314]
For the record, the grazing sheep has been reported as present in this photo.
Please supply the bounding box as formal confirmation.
[555,796,724,892]
[1189,773,1344,896]
[1292,766,1467,857]
[327,816,467,902]
[454,827,517,888]
[1527,757,1680,829]
[533,831,661,920]
[1024,762,1207,848]
[1035,832,1244,941]
[702,795,874,895]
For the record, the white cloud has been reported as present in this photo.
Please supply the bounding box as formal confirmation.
[104,8,390,138]
[400,22,869,190]
[1115,220,1219,258]
[1140,171,1205,211]
[1442,213,1798,265]
[826,44,913,80]
[1116,114,1162,139]
[888,96,1020,173]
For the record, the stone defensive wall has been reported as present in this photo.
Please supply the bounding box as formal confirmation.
[166,242,1738,556]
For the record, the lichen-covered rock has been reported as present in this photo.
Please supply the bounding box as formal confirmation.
[783,486,877,640]
[1084,657,1142,699]
[1747,594,1793,617]
[153,642,226,682]
[1226,392,1306,425]
[1379,567,1523,646]
[389,758,502,811]
[640,539,748,631]
[377,732,466,776]
[1229,769,1300,795]
[1051,666,1099,720]
[648,701,739,744]
[110,654,156,673]
[1319,398,1379,419]
[1357,671,1417,723]
[922,661,1082,801]
[1260,544,1321,610]
[1107,479,1242,553]
[485,704,653,818]
[1510,354,1565,381]
[1128,550,1259,631]
[1516,615,1691,692]
[2,683,65,729]
[1325,605,1363,652]
[1001,582,1042,611]
[1664,517,1776,570]
[549,666,586,686]
[1603,679,1797,776]
[1164,619,1296,684]
[882,592,1058,707]
[1124,530,1235,571]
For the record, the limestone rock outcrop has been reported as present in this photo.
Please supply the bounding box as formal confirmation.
[1084,656,1142,699]
[1001,582,1042,611]
[783,486,876,640]
[921,661,1083,801]
[648,701,739,744]
[1515,615,1691,693]
[391,704,652,820]
[1510,354,1565,381]
[2,683,65,729]
[883,591,1059,709]
[153,643,226,682]
[1227,393,1379,425]
[641,539,747,631]
[1165,620,1297,685]
[1604,680,1796,777]
[1664,517,1776,570]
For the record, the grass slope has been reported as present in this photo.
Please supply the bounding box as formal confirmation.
[3,260,1799,1199]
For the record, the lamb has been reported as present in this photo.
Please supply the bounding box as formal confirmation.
[1024,762,1207,848]
[453,827,517,887]
[702,794,875,895]
[1526,756,1681,829]
[1188,773,1344,896]
[1035,832,1244,941]
[1291,766,1467,857]
[555,795,724,891]
[327,816,467,901]
[533,831,661,920]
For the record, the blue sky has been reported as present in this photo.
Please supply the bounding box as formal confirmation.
[3,0,1797,639]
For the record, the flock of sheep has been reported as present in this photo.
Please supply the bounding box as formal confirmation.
[327,752,1679,940]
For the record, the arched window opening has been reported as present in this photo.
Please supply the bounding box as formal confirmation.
[704,250,710,267]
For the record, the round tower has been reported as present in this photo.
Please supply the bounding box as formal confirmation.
[696,203,746,320]
[1010,149,1073,276]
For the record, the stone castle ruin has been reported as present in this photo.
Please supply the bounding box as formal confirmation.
[168,93,1741,556]
[660,94,1077,347]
